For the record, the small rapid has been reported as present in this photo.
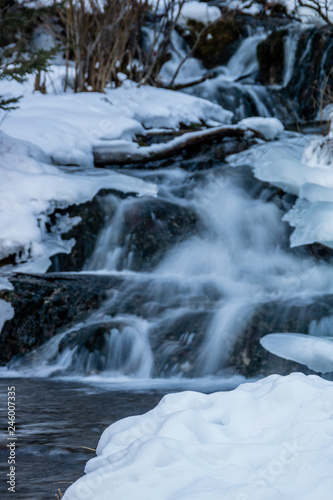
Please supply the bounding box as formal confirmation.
[4,19,333,385]
[8,136,333,382]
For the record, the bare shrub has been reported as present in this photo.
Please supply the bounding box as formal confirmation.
[59,0,185,92]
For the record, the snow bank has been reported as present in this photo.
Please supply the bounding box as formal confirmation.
[0,131,157,272]
[177,1,221,28]
[0,74,232,167]
[63,373,333,500]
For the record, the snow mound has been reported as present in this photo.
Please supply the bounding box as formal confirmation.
[63,373,333,500]
[110,84,232,130]
[222,0,332,24]
[177,1,221,27]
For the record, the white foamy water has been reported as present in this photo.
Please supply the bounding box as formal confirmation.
[7,136,333,382]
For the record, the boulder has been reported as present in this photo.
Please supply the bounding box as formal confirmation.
[0,273,125,364]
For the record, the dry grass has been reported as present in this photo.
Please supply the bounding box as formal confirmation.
[59,0,148,92]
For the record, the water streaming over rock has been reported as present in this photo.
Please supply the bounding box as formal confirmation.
[4,18,333,383]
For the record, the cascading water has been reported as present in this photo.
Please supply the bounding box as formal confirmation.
[6,18,333,384]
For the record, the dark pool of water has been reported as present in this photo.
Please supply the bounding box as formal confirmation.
[0,378,165,500]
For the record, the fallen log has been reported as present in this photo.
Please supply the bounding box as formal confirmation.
[93,125,263,167]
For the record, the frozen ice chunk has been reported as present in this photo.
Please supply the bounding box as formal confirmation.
[261,333,333,373]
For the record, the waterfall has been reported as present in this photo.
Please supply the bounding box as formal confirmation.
[10,143,333,380]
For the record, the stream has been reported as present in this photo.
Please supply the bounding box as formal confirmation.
[1,14,333,500]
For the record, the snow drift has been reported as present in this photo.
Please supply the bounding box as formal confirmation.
[63,373,333,500]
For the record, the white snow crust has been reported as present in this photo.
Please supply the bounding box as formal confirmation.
[223,0,332,24]
[63,373,333,500]
[239,117,284,140]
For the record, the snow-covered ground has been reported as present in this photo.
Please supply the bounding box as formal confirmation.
[63,373,333,500]
[177,1,221,27]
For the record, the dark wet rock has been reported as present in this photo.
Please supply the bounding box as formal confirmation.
[58,320,134,374]
[304,243,333,262]
[230,296,333,377]
[0,273,125,364]
[286,27,333,120]
[0,253,17,268]
[114,198,199,271]
[48,189,135,273]
[179,8,292,70]
[185,17,243,68]
[257,29,288,85]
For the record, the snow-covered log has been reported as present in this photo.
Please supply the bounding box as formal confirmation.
[93,125,263,166]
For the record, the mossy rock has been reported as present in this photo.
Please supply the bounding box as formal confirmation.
[184,17,243,68]
[257,29,288,85]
